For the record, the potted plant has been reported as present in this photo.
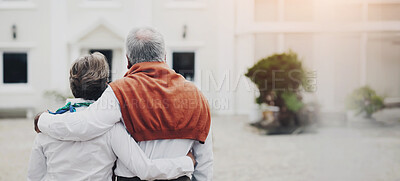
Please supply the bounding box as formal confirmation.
[245,51,311,133]
[346,86,384,120]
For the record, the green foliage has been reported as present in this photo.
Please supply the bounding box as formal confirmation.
[245,51,305,94]
[346,86,384,118]
[281,92,304,112]
[255,96,263,105]
[245,51,307,112]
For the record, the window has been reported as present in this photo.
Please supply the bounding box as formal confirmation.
[333,3,362,22]
[284,33,314,68]
[254,0,278,22]
[3,52,27,84]
[367,32,400,97]
[172,52,195,81]
[368,3,400,21]
[255,33,278,60]
[254,0,314,22]
[89,49,113,82]
[284,0,314,22]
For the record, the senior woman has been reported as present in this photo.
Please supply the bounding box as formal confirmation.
[27,52,195,181]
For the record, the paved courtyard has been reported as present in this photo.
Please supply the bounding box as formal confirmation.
[1,114,400,180]
[213,115,400,181]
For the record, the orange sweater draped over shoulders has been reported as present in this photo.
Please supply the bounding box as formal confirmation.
[109,62,211,143]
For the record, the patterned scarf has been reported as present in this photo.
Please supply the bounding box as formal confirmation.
[48,102,92,115]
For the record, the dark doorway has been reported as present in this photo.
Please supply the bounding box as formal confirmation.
[172,52,195,81]
[90,49,113,82]
[3,52,27,83]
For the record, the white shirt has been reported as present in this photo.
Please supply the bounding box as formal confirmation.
[28,98,194,181]
[38,87,213,181]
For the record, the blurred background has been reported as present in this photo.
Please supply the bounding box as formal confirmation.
[0,0,399,180]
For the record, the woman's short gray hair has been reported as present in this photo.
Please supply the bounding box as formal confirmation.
[126,27,165,65]
[69,52,110,100]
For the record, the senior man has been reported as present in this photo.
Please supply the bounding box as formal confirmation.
[35,27,213,181]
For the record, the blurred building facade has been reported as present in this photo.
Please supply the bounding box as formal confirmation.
[0,0,399,117]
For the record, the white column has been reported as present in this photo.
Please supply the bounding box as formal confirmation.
[362,1,368,22]
[215,0,235,115]
[235,34,257,115]
[235,0,254,35]
[360,1,368,86]
[278,0,284,22]
[50,0,68,92]
[277,0,285,53]
[231,0,262,115]
[314,34,336,112]
[277,33,285,53]
[360,33,368,86]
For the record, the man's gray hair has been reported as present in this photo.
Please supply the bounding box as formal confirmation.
[126,27,165,65]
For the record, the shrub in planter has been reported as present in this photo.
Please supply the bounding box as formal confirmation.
[346,86,384,118]
[245,51,308,128]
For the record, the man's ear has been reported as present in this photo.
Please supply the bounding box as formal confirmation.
[164,54,167,62]
[126,55,132,69]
